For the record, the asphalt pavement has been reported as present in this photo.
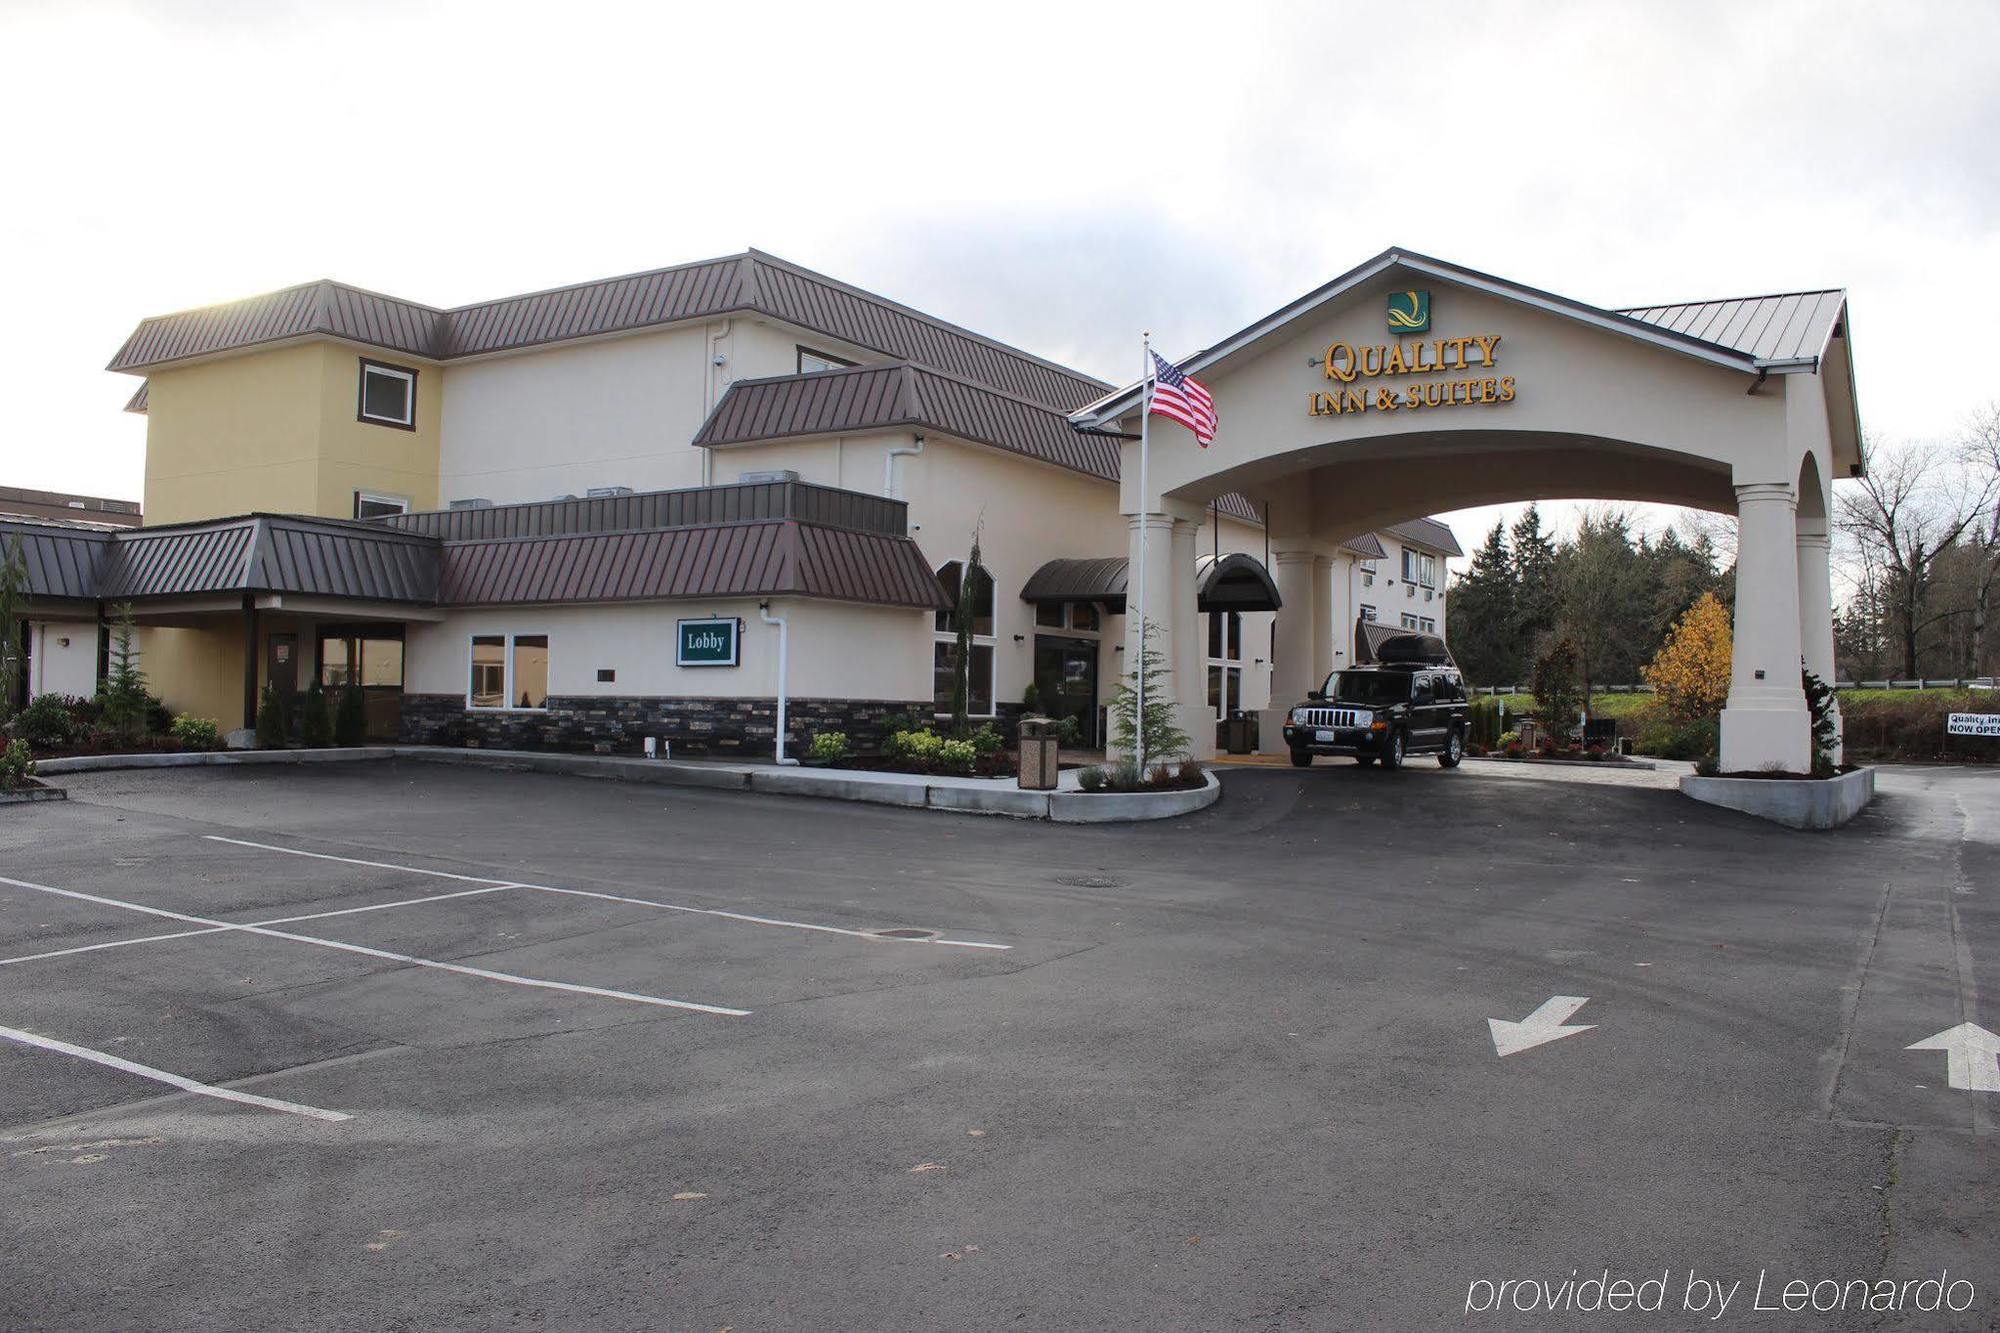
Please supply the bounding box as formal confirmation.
[1,758,1994,1329]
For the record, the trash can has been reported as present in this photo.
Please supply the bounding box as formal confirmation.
[1017,715,1059,791]
[1222,710,1255,755]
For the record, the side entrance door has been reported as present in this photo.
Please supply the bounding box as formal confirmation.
[1033,635,1098,750]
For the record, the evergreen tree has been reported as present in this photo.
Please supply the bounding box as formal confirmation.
[948,529,989,738]
[1110,619,1191,771]
[1444,521,1517,684]
[101,603,150,744]
[1509,504,1560,658]
[0,536,25,724]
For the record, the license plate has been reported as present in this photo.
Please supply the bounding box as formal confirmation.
[1315,729,1337,742]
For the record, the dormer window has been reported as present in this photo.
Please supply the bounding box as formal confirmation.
[358,358,417,429]
[797,346,854,375]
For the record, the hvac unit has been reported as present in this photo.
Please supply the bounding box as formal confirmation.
[448,498,494,510]
[586,485,634,498]
[738,469,800,484]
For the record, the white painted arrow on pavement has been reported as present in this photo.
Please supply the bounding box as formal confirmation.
[1906,1023,2000,1093]
[1489,996,1596,1057]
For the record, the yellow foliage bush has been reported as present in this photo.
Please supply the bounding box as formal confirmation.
[1642,591,1732,721]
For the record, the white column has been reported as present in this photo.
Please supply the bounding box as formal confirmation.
[1171,517,1213,758]
[1719,481,1811,773]
[1258,548,1319,753]
[1311,555,1336,688]
[1118,511,1178,762]
[1797,515,1842,762]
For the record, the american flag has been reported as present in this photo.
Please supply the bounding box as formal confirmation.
[1147,350,1216,445]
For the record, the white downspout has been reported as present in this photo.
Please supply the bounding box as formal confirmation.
[759,602,798,765]
[884,432,925,499]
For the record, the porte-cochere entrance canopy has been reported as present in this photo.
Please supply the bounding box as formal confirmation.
[1070,248,1862,772]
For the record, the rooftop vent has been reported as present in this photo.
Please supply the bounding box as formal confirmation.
[738,469,800,485]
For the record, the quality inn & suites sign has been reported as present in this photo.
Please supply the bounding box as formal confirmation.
[1310,289,1517,419]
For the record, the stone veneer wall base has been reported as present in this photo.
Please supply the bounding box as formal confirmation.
[400,694,928,758]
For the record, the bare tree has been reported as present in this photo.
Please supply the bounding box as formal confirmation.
[1835,438,1993,679]
[1960,403,2000,678]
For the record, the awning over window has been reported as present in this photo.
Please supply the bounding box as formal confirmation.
[1020,552,1281,615]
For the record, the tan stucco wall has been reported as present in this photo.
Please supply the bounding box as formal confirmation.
[403,598,930,703]
[138,624,245,725]
[140,340,439,525]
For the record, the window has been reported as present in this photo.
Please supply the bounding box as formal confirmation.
[1034,602,1099,633]
[797,346,855,375]
[1205,610,1244,720]
[468,633,549,710]
[353,492,409,521]
[319,633,404,688]
[1359,604,1377,623]
[1401,548,1438,588]
[1401,613,1421,630]
[932,563,995,716]
[1419,617,1437,634]
[357,359,417,428]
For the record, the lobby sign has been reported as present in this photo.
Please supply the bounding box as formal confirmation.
[1311,290,1516,418]
[1945,712,2000,737]
[677,617,740,667]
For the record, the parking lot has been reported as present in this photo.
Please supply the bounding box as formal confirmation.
[3,759,1996,1328]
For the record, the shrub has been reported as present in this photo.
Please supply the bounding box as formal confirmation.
[299,678,333,748]
[1642,591,1732,722]
[256,683,290,749]
[887,728,943,763]
[1502,741,1524,758]
[969,723,1005,756]
[0,738,34,790]
[1020,682,1041,712]
[1632,711,1719,761]
[1055,715,1082,748]
[334,684,367,747]
[1174,759,1206,787]
[807,731,850,763]
[1497,729,1521,749]
[1467,697,1504,748]
[10,694,82,749]
[938,738,977,773]
[169,715,222,751]
[1078,765,1107,792]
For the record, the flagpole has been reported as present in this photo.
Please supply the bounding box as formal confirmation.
[1135,334,1151,775]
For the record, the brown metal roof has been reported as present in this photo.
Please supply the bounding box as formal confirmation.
[1617,290,1844,365]
[385,478,908,541]
[1381,517,1463,557]
[0,486,142,528]
[107,252,1110,413]
[88,515,438,603]
[439,520,943,610]
[696,362,1122,481]
[124,381,148,414]
[1339,533,1387,560]
[1,521,113,602]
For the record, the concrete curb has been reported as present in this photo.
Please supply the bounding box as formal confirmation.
[0,783,68,805]
[28,744,1222,823]
[1679,767,1876,830]
[1466,754,1659,771]
[35,748,400,774]
[1049,771,1221,823]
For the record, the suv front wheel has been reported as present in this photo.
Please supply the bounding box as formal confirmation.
[1377,729,1406,771]
[1438,729,1464,768]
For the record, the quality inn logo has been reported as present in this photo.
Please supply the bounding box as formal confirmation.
[1387,289,1431,334]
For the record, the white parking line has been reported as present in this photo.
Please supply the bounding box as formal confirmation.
[0,885,516,968]
[0,874,748,1017]
[203,834,1013,950]
[0,1023,352,1122]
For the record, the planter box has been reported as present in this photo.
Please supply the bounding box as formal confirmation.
[1048,771,1221,824]
[0,781,67,806]
[1679,767,1875,830]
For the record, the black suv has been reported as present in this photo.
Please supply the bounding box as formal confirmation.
[1281,660,1469,771]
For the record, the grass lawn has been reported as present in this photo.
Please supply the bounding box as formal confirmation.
[1475,691,1655,719]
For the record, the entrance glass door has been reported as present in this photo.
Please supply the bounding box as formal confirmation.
[1033,635,1098,749]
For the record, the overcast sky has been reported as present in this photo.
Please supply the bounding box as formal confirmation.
[5,0,1995,557]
